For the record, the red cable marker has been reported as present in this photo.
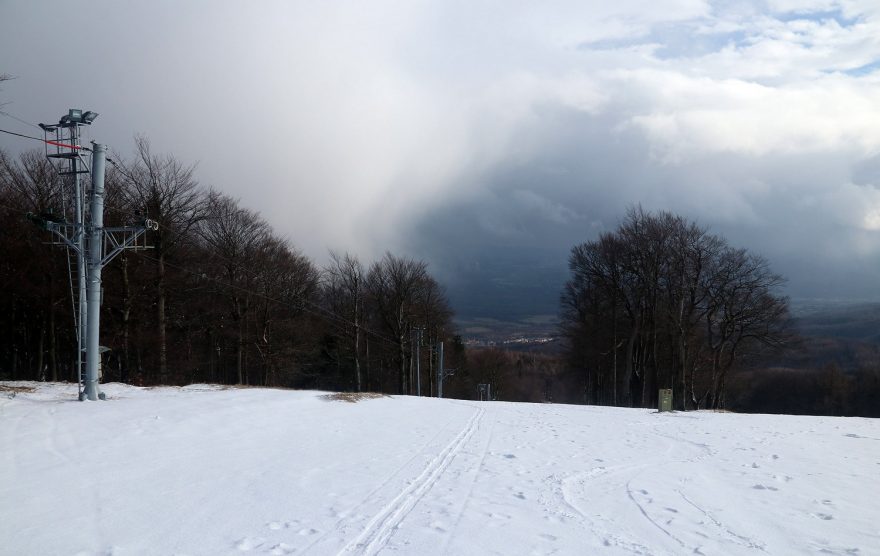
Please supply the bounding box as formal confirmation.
[45,139,84,150]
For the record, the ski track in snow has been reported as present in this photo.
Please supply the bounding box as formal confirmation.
[533,418,679,554]
[440,404,496,554]
[337,406,485,555]
[2,383,878,556]
[676,489,767,552]
[299,406,478,554]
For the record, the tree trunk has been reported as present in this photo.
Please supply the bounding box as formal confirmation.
[157,252,168,383]
[354,324,361,392]
[237,317,244,386]
[365,337,371,392]
[49,299,58,382]
[243,296,250,385]
[398,336,406,395]
[10,296,17,380]
[37,315,45,381]
[679,335,688,411]
[612,304,618,405]
[121,254,131,383]
[428,342,434,397]
[624,325,638,407]
[709,346,723,409]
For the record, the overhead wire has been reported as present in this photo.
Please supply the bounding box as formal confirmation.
[0,109,42,131]
[4,196,401,348]
[133,250,400,347]
[0,127,136,223]
[1,119,402,347]
[0,127,44,143]
[100,155,398,344]
[165,230,407,345]
[0,126,93,152]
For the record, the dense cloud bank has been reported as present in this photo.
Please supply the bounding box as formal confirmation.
[2,1,880,318]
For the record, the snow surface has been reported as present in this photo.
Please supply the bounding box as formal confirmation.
[1,382,878,556]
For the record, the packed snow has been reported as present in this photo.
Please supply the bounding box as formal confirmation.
[1,382,878,555]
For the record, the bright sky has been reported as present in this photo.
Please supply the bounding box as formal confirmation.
[2,1,880,317]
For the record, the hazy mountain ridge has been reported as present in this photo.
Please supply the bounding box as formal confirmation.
[792,301,880,345]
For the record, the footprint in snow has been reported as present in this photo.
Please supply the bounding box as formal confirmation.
[269,543,296,555]
[752,484,779,491]
[235,537,265,551]
[811,512,834,520]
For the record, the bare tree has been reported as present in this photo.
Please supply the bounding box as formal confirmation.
[1,150,66,381]
[702,248,789,409]
[198,191,270,385]
[253,235,320,386]
[561,208,789,410]
[663,217,723,409]
[116,136,204,382]
[324,251,366,391]
[367,253,430,394]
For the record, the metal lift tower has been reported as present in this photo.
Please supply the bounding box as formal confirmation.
[34,109,157,400]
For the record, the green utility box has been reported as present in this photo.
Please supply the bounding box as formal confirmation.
[659,388,673,412]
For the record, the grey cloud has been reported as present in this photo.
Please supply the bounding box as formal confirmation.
[852,154,880,186]
[403,103,880,319]
[3,0,880,323]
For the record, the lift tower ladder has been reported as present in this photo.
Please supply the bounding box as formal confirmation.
[33,109,157,401]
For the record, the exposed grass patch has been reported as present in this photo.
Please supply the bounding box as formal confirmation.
[321,392,387,403]
[0,385,36,394]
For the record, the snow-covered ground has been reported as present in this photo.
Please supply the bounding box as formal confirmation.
[1,382,878,556]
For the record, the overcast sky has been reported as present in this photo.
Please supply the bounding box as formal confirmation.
[3,1,880,320]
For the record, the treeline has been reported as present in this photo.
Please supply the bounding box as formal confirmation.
[728,364,880,417]
[445,347,585,404]
[0,140,454,394]
[5,134,878,416]
[560,207,790,410]
[725,331,880,417]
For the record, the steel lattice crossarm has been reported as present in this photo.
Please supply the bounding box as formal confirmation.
[98,222,157,265]
[25,217,156,264]
[26,217,81,251]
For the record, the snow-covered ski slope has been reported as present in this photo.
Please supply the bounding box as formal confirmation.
[1,382,877,556]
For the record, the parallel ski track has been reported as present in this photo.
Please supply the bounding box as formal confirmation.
[339,406,485,556]
[300,406,478,554]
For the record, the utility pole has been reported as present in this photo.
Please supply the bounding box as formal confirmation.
[437,340,444,399]
[34,109,157,401]
[478,383,491,401]
[83,144,106,401]
[435,338,456,399]
[413,327,423,397]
